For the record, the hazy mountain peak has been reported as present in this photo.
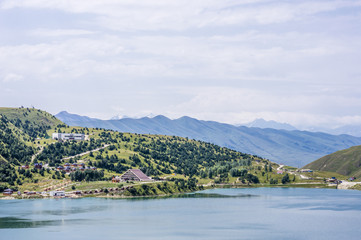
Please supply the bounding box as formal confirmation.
[110,113,159,120]
[244,118,297,131]
[110,114,131,120]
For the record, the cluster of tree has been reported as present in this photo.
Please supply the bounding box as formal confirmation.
[230,168,249,177]
[69,170,105,182]
[269,178,278,184]
[36,139,103,166]
[131,136,255,178]
[281,174,290,184]
[239,173,260,184]
[169,177,198,190]
[125,181,202,197]
[0,115,35,165]
[0,161,18,185]
[91,158,129,173]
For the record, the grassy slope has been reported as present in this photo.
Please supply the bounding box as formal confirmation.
[0,107,62,127]
[305,145,361,178]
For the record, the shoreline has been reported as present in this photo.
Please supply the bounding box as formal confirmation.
[2,182,360,200]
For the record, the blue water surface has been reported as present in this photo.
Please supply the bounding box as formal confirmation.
[1,188,361,240]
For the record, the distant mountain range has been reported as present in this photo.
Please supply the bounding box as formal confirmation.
[55,111,361,167]
[243,119,298,131]
[320,125,361,138]
[242,119,361,137]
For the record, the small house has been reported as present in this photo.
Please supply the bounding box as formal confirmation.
[3,189,13,196]
[112,176,121,183]
[22,164,29,169]
[34,163,43,169]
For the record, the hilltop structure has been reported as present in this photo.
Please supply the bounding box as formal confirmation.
[52,133,85,141]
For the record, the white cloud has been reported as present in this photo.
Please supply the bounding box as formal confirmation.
[30,29,95,37]
[2,73,23,83]
[2,0,361,31]
[1,0,361,129]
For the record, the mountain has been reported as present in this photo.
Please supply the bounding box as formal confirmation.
[55,111,361,167]
[244,118,297,131]
[304,145,361,178]
[325,125,361,137]
[110,113,157,120]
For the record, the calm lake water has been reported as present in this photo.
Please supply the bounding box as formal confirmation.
[1,188,361,240]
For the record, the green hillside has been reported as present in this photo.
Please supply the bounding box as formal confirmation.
[1,107,334,197]
[304,145,361,178]
[0,107,63,139]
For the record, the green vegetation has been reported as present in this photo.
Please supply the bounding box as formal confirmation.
[0,107,62,139]
[305,145,361,178]
[0,107,357,197]
[123,179,202,197]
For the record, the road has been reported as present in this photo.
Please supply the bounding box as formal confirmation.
[61,144,110,160]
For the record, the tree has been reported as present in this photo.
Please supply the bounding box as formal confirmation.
[282,173,290,184]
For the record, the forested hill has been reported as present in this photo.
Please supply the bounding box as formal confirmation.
[0,114,35,185]
[304,145,361,178]
[1,107,274,192]
[56,111,361,166]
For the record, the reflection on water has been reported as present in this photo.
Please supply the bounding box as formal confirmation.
[127,192,257,201]
[0,217,91,229]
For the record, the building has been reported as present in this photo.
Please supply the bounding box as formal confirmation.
[112,176,121,183]
[21,164,29,169]
[52,133,85,141]
[34,163,43,169]
[120,169,152,182]
[49,191,65,197]
[3,189,13,196]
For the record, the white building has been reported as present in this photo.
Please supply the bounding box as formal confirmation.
[52,133,85,141]
[49,191,65,197]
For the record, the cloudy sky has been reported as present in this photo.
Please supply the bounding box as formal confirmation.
[1,0,361,129]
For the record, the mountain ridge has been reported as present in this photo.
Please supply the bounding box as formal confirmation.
[55,111,361,167]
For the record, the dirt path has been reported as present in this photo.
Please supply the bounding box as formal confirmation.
[31,146,44,164]
[61,144,110,160]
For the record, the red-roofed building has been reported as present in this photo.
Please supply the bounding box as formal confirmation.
[120,169,152,182]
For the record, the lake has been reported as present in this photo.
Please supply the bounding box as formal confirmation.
[1,188,361,240]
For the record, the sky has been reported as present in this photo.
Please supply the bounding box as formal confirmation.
[1,0,361,129]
